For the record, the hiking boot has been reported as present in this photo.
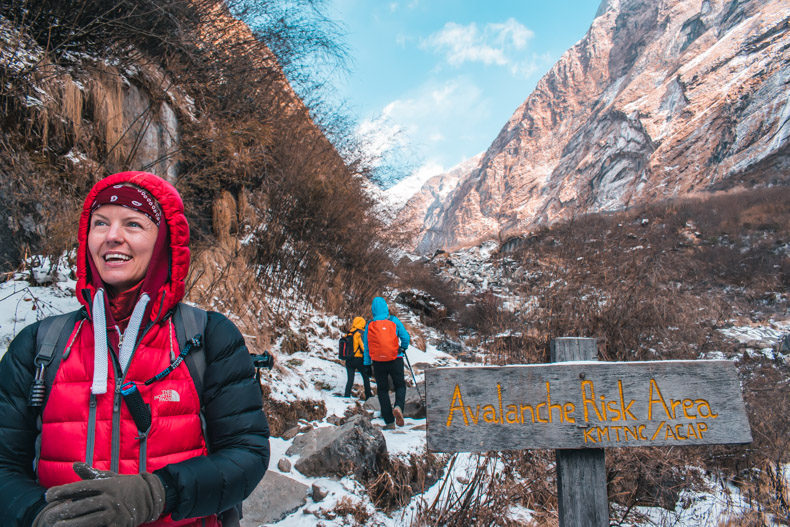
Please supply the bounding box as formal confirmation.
[383,422,396,430]
[393,407,405,427]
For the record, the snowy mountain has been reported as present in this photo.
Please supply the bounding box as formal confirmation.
[406,0,790,253]
[394,153,483,251]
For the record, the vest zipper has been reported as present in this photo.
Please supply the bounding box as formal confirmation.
[139,435,148,472]
[111,376,122,473]
[111,320,156,474]
[86,394,97,466]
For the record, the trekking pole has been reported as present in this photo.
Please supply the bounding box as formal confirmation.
[403,351,425,405]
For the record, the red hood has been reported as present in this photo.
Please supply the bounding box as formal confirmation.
[76,172,190,321]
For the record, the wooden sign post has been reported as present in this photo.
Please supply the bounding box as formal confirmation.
[552,338,606,526]
[425,337,752,526]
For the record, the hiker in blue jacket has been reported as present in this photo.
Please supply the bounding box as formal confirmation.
[363,297,410,429]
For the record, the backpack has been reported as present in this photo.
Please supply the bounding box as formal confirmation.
[31,303,244,526]
[367,319,399,361]
[338,330,359,360]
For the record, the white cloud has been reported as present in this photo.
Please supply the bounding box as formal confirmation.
[421,18,536,75]
[511,51,553,78]
[357,77,490,174]
[489,18,533,49]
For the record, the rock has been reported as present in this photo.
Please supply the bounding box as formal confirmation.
[286,414,386,479]
[404,386,427,419]
[281,426,300,440]
[437,339,463,356]
[746,339,771,350]
[396,290,446,318]
[311,483,328,502]
[240,471,309,526]
[277,458,292,472]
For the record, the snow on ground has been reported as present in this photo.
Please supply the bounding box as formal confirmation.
[718,318,790,361]
[2,252,789,525]
[0,255,79,358]
[630,475,761,526]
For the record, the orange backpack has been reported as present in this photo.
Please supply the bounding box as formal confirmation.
[367,319,399,361]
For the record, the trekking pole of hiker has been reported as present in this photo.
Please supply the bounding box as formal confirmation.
[403,350,425,405]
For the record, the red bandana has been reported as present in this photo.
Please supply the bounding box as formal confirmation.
[91,184,162,225]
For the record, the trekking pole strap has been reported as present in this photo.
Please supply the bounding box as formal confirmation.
[120,381,151,435]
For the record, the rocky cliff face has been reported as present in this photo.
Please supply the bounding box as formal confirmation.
[408,0,790,254]
[396,153,482,243]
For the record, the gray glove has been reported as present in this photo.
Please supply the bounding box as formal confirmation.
[33,462,166,527]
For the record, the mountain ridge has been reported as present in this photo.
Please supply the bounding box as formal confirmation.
[402,0,790,254]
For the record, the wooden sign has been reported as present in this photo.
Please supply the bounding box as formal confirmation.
[426,360,752,453]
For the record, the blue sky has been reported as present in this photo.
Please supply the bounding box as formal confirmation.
[323,0,602,190]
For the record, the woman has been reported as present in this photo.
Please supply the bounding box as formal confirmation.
[343,316,372,400]
[0,171,269,526]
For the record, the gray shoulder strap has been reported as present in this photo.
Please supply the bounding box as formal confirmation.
[173,303,208,400]
[36,311,80,364]
[35,309,84,405]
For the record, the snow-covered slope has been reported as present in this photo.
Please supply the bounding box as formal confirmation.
[2,252,788,525]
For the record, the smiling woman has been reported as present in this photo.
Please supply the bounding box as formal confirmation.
[0,171,270,527]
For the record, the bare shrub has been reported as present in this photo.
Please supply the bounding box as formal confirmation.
[325,496,372,526]
[366,451,444,513]
[415,452,552,527]
[0,133,84,271]
[1,0,396,316]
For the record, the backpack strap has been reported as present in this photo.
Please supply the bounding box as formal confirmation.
[172,303,208,402]
[31,309,84,408]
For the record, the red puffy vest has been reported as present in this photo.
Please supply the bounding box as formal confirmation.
[367,319,399,361]
[37,319,216,527]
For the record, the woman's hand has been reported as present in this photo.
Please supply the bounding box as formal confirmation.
[33,463,166,527]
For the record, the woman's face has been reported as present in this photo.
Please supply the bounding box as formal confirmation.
[88,205,159,294]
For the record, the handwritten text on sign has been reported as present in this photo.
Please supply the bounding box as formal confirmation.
[425,361,751,452]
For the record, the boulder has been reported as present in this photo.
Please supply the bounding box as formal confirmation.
[241,471,309,526]
[286,414,386,478]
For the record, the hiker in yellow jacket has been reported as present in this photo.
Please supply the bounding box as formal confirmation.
[343,316,373,400]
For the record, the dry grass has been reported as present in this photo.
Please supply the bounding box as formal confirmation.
[365,451,444,513]
[414,452,557,526]
[323,496,373,525]
[259,384,327,438]
[407,186,789,522]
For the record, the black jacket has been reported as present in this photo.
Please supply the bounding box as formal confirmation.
[0,311,270,525]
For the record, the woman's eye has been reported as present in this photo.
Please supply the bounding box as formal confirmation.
[92,220,107,227]
[127,221,142,229]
